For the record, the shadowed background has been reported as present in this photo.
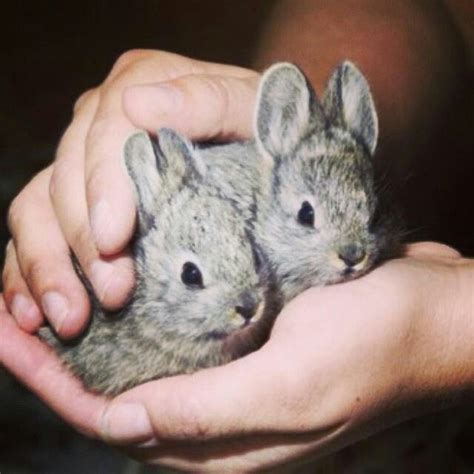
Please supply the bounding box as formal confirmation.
[0,1,473,472]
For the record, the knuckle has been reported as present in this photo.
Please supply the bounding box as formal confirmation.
[193,76,231,138]
[7,168,51,234]
[23,258,54,292]
[107,49,178,89]
[109,49,154,78]
[86,116,112,146]
[55,120,80,164]
[68,222,94,261]
[203,76,231,116]
[5,239,14,256]
[73,88,98,114]
[2,272,16,305]
[7,194,25,234]
[2,243,15,284]
[49,159,72,204]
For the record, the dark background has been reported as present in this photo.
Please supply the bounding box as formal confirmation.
[0,1,473,472]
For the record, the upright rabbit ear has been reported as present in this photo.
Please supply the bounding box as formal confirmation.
[323,61,378,155]
[124,129,202,233]
[255,63,326,159]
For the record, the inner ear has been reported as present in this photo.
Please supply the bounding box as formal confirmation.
[254,63,326,159]
[323,61,379,155]
[156,127,205,187]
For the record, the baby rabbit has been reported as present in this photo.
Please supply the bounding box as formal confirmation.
[40,61,398,396]
[40,129,277,396]
[203,61,400,302]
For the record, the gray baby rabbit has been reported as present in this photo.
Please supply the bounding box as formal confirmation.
[40,129,278,396]
[202,61,400,302]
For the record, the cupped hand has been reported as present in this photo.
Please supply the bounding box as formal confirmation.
[2,50,259,338]
[1,242,471,472]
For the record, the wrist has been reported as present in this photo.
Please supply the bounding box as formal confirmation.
[448,259,474,393]
[409,258,474,403]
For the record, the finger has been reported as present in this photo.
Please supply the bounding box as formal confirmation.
[84,67,143,255]
[0,304,109,438]
[403,241,462,260]
[99,343,321,445]
[84,114,137,255]
[122,73,260,142]
[7,168,91,338]
[84,50,256,254]
[51,93,135,310]
[2,240,42,333]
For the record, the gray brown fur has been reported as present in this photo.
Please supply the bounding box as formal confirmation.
[40,61,399,395]
[202,61,400,302]
[40,130,278,396]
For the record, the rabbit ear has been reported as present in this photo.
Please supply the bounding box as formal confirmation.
[124,129,203,233]
[255,63,326,159]
[124,131,162,233]
[155,127,205,188]
[323,61,378,155]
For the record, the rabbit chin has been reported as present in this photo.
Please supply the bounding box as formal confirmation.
[326,262,372,285]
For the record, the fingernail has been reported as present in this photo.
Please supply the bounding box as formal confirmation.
[41,291,69,333]
[11,294,38,325]
[89,260,114,300]
[90,199,113,248]
[134,83,183,111]
[101,402,153,444]
[89,260,132,307]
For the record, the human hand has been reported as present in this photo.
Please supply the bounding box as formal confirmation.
[2,50,259,338]
[1,242,472,471]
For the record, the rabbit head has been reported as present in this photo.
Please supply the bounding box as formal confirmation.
[41,129,278,396]
[124,129,275,366]
[254,62,397,301]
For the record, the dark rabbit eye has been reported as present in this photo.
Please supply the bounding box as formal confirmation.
[297,201,315,227]
[181,262,204,288]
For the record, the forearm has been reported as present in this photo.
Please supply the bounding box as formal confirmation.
[426,257,474,396]
[254,0,469,171]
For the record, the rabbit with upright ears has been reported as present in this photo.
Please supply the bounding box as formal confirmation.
[40,129,278,396]
[202,61,399,303]
[252,61,399,302]
[40,61,399,396]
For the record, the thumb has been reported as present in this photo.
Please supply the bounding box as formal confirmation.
[0,304,108,438]
[99,345,298,445]
[403,241,462,260]
[122,73,260,142]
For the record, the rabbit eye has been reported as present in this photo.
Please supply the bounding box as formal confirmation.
[181,262,204,288]
[297,201,315,227]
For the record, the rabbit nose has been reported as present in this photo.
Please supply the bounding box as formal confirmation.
[235,292,259,321]
[338,244,366,267]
